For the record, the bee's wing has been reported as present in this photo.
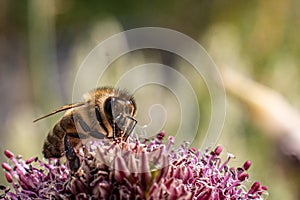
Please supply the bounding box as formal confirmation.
[33,102,86,122]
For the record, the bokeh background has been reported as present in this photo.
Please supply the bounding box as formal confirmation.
[1,1,300,199]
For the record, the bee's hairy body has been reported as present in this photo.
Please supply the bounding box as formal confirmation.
[43,110,79,158]
[40,87,137,161]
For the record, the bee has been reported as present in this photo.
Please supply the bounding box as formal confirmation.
[34,87,137,172]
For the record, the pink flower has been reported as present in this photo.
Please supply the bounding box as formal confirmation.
[1,132,268,199]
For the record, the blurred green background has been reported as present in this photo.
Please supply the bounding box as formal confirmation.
[1,1,300,199]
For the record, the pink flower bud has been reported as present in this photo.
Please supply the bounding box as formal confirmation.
[1,163,12,171]
[5,172,13,183]
[243,160,251,171]
[214,146,223,155]
[4,150,14,159]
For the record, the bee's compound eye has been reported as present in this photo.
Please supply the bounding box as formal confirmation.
[104,97,113,122]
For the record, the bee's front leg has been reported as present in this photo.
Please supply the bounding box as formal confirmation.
[64,135,80,173]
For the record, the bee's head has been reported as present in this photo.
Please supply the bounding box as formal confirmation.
[103,96,137,140]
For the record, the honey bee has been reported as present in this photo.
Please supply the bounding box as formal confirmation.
[34,87,137,172]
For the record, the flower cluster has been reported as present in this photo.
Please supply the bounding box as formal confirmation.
[0,132,268,199]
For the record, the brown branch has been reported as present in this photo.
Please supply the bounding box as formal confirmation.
[221,68,300,159]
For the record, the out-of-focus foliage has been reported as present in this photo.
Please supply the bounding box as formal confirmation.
[0,0,299,199]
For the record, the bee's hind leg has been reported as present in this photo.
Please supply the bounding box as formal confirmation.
[64,135,80,173]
